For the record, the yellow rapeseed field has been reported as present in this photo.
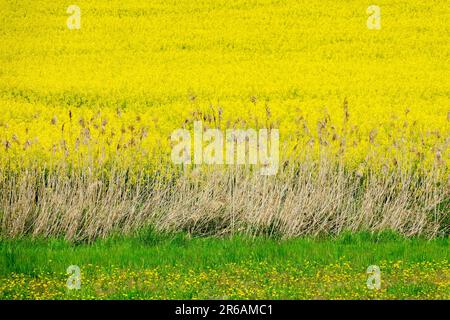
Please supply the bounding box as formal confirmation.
[0,2,449,300]
[0,0,448,173]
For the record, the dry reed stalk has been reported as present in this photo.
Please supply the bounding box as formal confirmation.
[0,158,448,242]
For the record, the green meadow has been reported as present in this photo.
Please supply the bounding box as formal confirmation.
[1,232,448,300]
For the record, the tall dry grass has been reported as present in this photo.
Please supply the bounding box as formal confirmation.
[0,156,448,242]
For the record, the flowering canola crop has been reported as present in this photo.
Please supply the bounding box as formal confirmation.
[0,0,448,173]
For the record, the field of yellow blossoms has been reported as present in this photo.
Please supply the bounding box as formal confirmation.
[0,0,449,172]
[1,0,449,302]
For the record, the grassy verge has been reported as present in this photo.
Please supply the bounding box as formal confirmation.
[0,232,448,299]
